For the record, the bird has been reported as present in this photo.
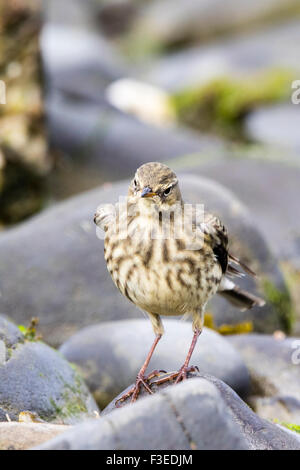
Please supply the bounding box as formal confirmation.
[94,162,265,405]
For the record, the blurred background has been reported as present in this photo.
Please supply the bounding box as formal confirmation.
[1,0,300,339]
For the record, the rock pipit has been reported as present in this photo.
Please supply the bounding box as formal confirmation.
[94,162,265,405]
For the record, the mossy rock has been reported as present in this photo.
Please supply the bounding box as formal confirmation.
[171,69,294,138]
[0,315,99,424]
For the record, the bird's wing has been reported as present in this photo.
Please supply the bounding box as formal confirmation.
[199,211,256,278]
[200,212,229,274]
[94,203,116,231]
[200,211,263,309]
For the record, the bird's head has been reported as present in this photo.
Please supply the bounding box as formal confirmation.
[128,162,182,210]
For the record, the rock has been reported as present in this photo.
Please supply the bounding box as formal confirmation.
[245,104,300,152]
[0,314,23,350]
[47,92,225,183]
[129,0,300,53]
[0,422,69,450]
[0,174,291,347]
[0,315,99,424]
[41,24,127,98]
[253,396,300,426]
[227,334,300,424]
[144,20,300,92]
[35,375,300,450]
[60,320,250,408]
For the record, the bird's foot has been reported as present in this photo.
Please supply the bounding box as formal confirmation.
[152,365,199,386]
[115,369,166,407]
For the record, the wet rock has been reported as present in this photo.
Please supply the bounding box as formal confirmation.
[245,104,300,151]
[35,375,300,450]
[0,422,69,450]
[227,334,300,424]
[0,173,291,347]
[144,20,300,92]
[60,320,250,408]
[0,316,99,424]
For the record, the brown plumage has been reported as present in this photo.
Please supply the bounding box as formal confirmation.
[94,162,265,404]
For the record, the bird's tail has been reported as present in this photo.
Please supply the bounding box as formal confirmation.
[218,278,265,311]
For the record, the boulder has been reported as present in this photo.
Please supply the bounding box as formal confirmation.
[245,104,300,152]
[35,375,300,450]
[227,334,300,425]
[46,93,224,182]
[0,174,291,347]
[0,315,99,424]
[60,320,250,408]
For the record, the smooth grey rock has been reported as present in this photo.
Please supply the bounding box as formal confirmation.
[34,375,300,450]
[0,174,291,347]
[0,316,99,424]
[245,104,300,151]
[47,91,225,181]
[144,20,300,92]
[60,320,250,408]
[131,0,300,50]
[227,334,300,424]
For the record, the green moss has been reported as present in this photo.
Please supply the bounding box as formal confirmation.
[273,419,300,434]
[262,279,294,334]
[49,397,62,416]
[280,422,300,434]
[17,317,40,341]
[48,370,89,422]
[171,69,295,137]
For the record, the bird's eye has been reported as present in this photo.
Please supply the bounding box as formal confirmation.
[133,179,137,188]
[163,187,171,196]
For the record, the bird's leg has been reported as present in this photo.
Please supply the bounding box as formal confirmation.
[173,327,201,383]
[115,334,163,407]
[153,327,202,386]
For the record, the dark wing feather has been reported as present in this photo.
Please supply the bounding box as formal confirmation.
[201,213,257,278]
[202,212,228,274]
[228,253,257,278]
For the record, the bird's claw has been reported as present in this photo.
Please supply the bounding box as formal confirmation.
[115,369,166,408]
[152,365,199,387]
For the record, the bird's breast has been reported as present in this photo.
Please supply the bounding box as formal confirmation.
[104,215,222,315]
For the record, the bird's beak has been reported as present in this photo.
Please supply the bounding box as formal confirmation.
[141,187,157,198]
